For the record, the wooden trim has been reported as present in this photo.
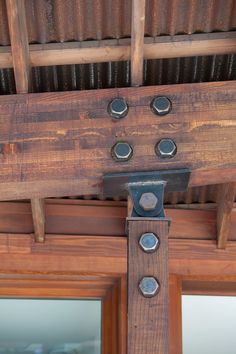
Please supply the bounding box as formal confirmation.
[131,0,146,86]
[0,32,236,69]
[217,182,236,249]
[0,81,235,200]
[169,275,182,354]
[182,278,236,296]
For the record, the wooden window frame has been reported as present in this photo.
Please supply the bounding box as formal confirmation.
[0,234,127,354]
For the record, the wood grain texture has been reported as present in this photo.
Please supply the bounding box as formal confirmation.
[6,0,30,93]
[0,81,235,199]
[0,200,226,240]
[217,182,236,248]
[131,0,146,86]
[127,218,169,354]
[31,198,45,242]
[1,32,236,69]
[0,234,127,275]
[169,239,236,277]
[169,275,182,354]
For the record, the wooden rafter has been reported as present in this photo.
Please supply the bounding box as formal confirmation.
[217,182,236,249]
[6,0,45,242]
[6,0,30,93]
[31,198,45,243]
[0,32,236,69]
[131,0,146,86]
[0,81,235,200]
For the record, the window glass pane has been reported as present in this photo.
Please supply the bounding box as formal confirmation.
[182,295,236,354]
[0,299,101,354]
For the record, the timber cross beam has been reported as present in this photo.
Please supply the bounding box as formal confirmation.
[0,80,235,200]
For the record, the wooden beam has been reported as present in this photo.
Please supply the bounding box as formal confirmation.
[6,0,30,93]
[1,234,236,277]
[31,198,45,243]
[0,81,235,200]
[0,32,236,69]
[6,0,45,241]
[217,182,236,249]
[127,219,169,353]
[0,234,127,275]
[0,201,219,240]
[131,0,146,86]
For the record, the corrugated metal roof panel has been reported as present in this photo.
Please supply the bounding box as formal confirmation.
[24,0,236,45]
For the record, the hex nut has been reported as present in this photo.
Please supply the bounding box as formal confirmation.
[108,98,128,119]
[151,96,172,116]
[111,142,133,161]
[139,232,160,253]
[139,192,158,211]
[156,138,177,158]
[139,277,160,297]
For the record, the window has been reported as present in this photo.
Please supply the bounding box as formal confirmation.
[0,298,101,354]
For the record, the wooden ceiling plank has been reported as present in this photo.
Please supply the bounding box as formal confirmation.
[0,81,235,200]
[6,0,45,242]
[131,0,146,86]
[0,32,236,69]
[217,182,236,249]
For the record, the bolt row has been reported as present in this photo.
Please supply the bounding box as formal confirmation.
[108,96,176,162]
[108,96,171,119]
[139,232,160,297]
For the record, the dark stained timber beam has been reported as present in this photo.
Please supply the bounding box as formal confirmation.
[0,81,235,200]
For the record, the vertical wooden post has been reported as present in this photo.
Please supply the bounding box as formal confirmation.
[127,218,169,353]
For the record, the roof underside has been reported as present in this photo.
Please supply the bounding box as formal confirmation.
[0,0,235,205]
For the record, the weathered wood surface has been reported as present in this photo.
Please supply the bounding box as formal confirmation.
[1,32,236,69]
[127,219,169,354]
[1,199,235,241]
[0,81,235,200]
[217,182,236,248]
[0,234,127,275]
[131,0,146,86]
[6,0,30,93]
[31,198,45,242]
[0,232,236,277]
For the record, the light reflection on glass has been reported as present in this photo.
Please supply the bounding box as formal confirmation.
[0,299,101,354]
[182,295,236,354]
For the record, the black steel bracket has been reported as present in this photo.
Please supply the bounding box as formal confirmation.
[103,169,191,218]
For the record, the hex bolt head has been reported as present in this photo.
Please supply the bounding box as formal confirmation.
[139,277,160,297]
[139,232,160,253]
[111,142,133,162]
[151,96,172,116]
[108,98,128,119]
[156,138,177,159]
[139,192,158,211]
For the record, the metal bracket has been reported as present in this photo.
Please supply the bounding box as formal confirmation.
[103,169,191,218]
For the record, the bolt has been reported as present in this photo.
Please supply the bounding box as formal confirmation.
[111,142,133,161]
[139,277,160,297]
[139,192,158,211]
[156,138,177,158]
[151,96,172,116]
[139,233,160,253]
[108,98,128,119]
